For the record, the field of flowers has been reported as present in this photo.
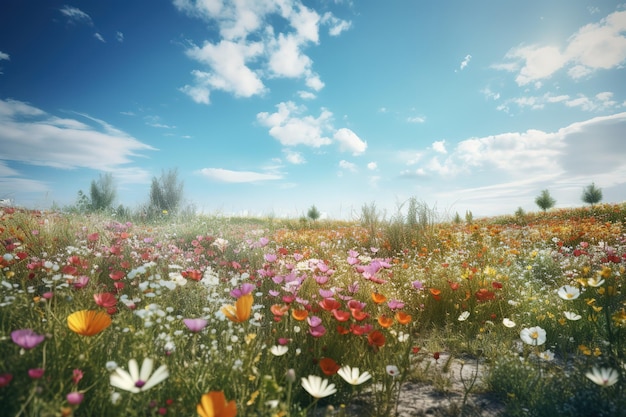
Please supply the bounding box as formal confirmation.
[0,204,625,417]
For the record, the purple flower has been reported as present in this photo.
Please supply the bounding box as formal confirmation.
[66,391,84,405]
[411,280,424,290]
[309,325,327,337]
[11,329,45,350]
[307,315,323,327]
[28,368,45,379]
[183,318,208,333]
[264,253,277,263]
[387,299,405,310]
[230,283,255,299]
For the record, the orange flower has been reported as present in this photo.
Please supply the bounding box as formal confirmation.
[395,311,412,325]
[351,309,369,321]
[270,304,289,317]
[377,315,394,328]
[371,292,387,304]
[67,310,111,336]
[429,288,441,301]
[368,330,386,348]
[221,294,253,323]
[291,309,308,321]
[336,325,350,335]
[319,357,340,375]
[197,391,237,417]
[332,309,351,322]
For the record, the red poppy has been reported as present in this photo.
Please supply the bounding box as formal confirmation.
[475,288,495,302]
[448,281,460,291]
[319,358,340,375]
[332,309,351,322]
[336,325,350,335]
[109,270,125,281]
[94,292,117,308]
[492,281,503,289]
[319,298,341,311]
[351,309,369,321]
[368,330,386,348]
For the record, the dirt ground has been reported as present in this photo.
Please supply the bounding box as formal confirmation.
[320,353,506,417]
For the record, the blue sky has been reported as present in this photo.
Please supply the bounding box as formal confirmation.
[1,1,625,219]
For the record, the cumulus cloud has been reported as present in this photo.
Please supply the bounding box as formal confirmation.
[283,149,306,164]
[338,160,357,172]
[496,9,626,85]
[321,12,352,36]
[334,128,367,155]
[198,167,283,183]
[407,115,426,123]
[432,140,447,154]
[0,98,155,171]
[367,161,378,170]
[175,0,350,103]
[257,101,333,147]
[0,51,9,61]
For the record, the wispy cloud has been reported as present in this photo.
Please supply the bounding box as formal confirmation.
[0,51,9,61]
[175,0,350,103]
[198,168,283,183]
[496,9,626,85]
[116,31,124,42]
[338,160,357,173]
[0,98,156,171]
[59,5,93,25]
[94,33,105,43]
[459,54,471,70]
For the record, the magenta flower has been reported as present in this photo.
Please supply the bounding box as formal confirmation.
[183,318,208,332]
[411,280,424,290]
[307,315,323,327]
[309,325,327,337]
[0,373,13,387]
[230,283,255,298]
[11,329,45,350]
[66,391,84,405]
[28,368,45,379]
[264,253,277,263]
[73,275,90,289]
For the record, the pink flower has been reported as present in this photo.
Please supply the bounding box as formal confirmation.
[309,325,327,337]
[28,368,45,379]
[11,329,45,350]
[73,275,90,289]
[72,369,84,385]
[0,373,13,387]
[66,391,84,405]
[230,283,255,299]
[183,318,208,333]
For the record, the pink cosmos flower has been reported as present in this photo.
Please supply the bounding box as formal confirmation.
[11,329,45,350]
[66,391,84,405]
[183,318,208,333]
[28,368,45,379]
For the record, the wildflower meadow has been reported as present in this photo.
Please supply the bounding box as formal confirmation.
[0,203,625,417]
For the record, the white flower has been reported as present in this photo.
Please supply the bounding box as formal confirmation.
[301,375,336,399]
[520,326,547,346]
[536,350,554,361]
[502,318,516,328]
[385,365,400,377]
[585,367,619,387]
[336,365,372,385]
[587,277,605,288]
[557,285,580,300]
[109,358,169,393]
[564,311,582,321]
[270,345,289,356]
[458,311,470,321]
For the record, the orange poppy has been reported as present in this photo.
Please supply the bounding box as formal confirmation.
[395,311,412,325]
[67,310,111,336]
[371,292,387,304]
[221,294,253,323]
[291,309,308,321]
[368,330,386,348]
[319,357,340,375]
[429,288,441,301]
[351,309,369,321]
[377,315,394,328]
[270,304,289,317]
[197,391,237,417]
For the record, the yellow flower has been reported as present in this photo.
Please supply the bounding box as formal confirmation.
[221,294,253,323]
[197,391,237,417]
[67,310,111,336]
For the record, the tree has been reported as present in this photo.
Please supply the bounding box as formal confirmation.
[149,168,184,214]
[535,189,556,212]
[89,173,116,211]
[581,182,603,206]
[307,205,321,221]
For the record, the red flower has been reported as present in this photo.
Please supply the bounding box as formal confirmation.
[319,358,340,375]
[319,298,341,311]
[492,281,503,289]
[475,288,495,302]
[109,270,125,281]
[433,352,440,361]
[448,281,460,291]
[94,292,117,308]
[332,309,351,322]
[368,330,386,349]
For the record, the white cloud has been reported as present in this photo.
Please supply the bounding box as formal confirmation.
[182,40,266,101]
[321,12,352,36]
[339,160,357,172]
[116,32,124,42]
[283,149,306,164]
[175,0,348,104]
[257,101,333,147]
[0,98,155,171]
[0,51,9,61]
[94,33,105,43]
[499,91,619,112]
[198,168,283,183]
[297,90,316,100]
[459,54,471,70]
[497,9,626,85]
[432,140,447,154]
[59,5,93,25]
[367,161,377,170]
[334,128,367,155]
[407,115,426,123]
